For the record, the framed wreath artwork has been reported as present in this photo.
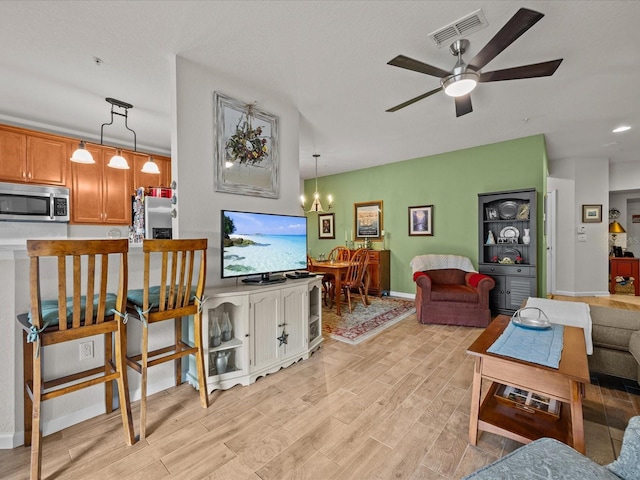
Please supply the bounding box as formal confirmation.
[318,213,335,239]
[214,91,279,198]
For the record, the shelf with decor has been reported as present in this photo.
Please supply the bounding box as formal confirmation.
[478,188,537,315]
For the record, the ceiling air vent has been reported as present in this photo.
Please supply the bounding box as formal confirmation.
[428,9,488,47]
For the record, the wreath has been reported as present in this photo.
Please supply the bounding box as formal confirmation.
[225,106,269,166]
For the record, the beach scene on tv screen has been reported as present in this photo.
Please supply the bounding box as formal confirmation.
[222,211,307,277]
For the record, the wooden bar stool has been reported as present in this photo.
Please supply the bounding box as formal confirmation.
[125,239,209,439]
[17,239,135,480]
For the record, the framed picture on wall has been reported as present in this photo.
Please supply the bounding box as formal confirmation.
[582,204,602,223]
[354,200,383,240]
[408,205,434,236]
[318,213,335,239]
[213,91,279,198]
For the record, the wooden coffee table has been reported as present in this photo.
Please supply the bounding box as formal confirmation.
[467,315,590,453]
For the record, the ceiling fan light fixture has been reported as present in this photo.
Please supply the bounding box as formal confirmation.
[442,72,478,97]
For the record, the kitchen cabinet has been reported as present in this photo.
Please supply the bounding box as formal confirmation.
[187,278,322,393]
[70,145,131,225]
[478,188,537,315]
[350,249,390,296]
[0,126,68,186]
[131,153,171,192]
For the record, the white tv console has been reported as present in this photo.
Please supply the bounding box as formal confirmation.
[186,276,322,393]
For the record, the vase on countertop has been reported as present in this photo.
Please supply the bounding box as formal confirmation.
[522,228,531,245]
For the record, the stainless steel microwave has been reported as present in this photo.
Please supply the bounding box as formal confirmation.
[0,182,70,222]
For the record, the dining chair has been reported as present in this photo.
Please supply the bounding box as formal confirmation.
[323,246,351,306]
[336,247,370,313]
[18,239,135,480]
[125,238,209,439]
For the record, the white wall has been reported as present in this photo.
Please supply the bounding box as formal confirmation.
[548,157,609,296]
[172,56,301,287]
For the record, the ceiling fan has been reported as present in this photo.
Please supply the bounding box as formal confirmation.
[386,8,563,117]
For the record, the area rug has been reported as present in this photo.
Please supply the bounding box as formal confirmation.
[322,297,415,345]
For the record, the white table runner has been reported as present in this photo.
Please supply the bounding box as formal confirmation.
[524,297,593,355]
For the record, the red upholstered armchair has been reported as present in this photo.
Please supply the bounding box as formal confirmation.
[411,255,495,327]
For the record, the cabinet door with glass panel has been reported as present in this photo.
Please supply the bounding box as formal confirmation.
[201,295,249,392]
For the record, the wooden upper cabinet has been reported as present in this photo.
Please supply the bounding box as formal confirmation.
[1,123,170,225]
[0,129,27,183]
[0,127,68,185]
[70,143,104,224]
[156,155,172,188]
[71,145,131,225]
[102,148,132,224]
[131,153,172,193]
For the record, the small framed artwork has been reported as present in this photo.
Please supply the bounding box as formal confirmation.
[633,215,640,224]
[582,204,602,223]
[485,207,498,220]
[318,213,335,239]
[408,205,434,236]
[354,200,383,240]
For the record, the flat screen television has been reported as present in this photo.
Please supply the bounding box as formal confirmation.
[221,210,308,283]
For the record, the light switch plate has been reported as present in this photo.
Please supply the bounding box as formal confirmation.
[577,234,587,242]
[577,226,586,234]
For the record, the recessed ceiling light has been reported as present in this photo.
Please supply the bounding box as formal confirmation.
[613,125,631,133]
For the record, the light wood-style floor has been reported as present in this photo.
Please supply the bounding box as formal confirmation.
[2,295,639,480]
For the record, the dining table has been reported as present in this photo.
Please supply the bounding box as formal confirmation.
[311,259,370,316]
[310,260,352,316]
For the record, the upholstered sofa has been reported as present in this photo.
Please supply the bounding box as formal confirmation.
[463,416,640,480]
[589,305,640,384]
[411,255,495,327]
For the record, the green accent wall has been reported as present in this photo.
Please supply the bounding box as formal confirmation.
[304,135,547,296]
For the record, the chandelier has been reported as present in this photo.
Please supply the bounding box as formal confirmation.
[300,154,332,213]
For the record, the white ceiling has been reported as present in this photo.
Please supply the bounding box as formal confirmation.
[1,1,639,179]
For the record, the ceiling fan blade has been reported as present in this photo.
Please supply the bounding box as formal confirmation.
[479,59,563,82]
[468,8,544,71]
[387,55,451,78]
[386,87,443,112]
[455,95,473,117]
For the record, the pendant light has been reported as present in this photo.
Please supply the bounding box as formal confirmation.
[101,97,135,170]
[141,155,160,174]
[108,148,129,170]
[70,140,94,164]
[300,154,332,213]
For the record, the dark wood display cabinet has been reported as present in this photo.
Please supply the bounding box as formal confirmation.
[478,188,537,315]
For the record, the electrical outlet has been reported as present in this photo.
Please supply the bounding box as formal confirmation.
[79,341,94,361]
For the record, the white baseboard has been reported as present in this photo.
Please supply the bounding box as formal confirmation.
[0,432,24,449]
[390,290,415,300]
[554,290,611,297]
